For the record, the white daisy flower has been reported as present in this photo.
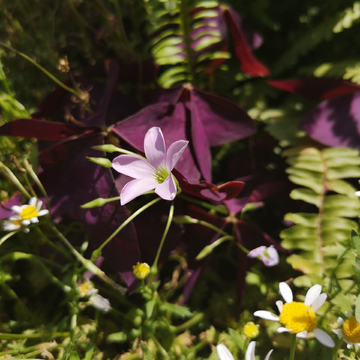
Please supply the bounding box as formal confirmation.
[77,279,98,298]
[2,218,29,232]
[254,282,335,348]
[333,311,360,349]
[10,197,49,226]
[216,341,273,360]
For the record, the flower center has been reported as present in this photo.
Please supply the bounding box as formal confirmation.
[12,219,23,226]
[154,166,169,184]
[279,302,316,333]
[79,281,94,297]
[20,206,38,220]
[342,317,360,343]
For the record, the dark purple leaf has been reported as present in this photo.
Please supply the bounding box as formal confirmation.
[268,78,360,100]
[38,133,140,273]
[0,118,96,141]
[222,6,269,77]
[299,92,360,149]
[112,85,256,182]
[0,193,22,220]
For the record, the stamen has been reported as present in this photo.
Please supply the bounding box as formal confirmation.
[20,206,38,220]
[279,302,316,333]
[342,317,360,343]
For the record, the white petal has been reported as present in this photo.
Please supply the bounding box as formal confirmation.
[276,300,283,314]
[38,209,49,217]
[332,329,343,339]
[296,331,308,338]
[355,191,360,196]
[11,205,21,214]
[337,317,344,325]
[277,327,291,333]
[144,127,166,169]
[245,341,256,360]
[304,284,322,306]
[36,199,43,210]
[29,197,37,206]
[30,217,39,223]
[345,311,353,318]
[279,282,293,303]
[216,344,234,360]
[313,328,335,348]
[112,155,155,179]
[310,293,327,312]
[120,178,157,205]
[155,174,177,201]
[347,343,354,349]
[264,349,273,360]
[21,220,31,226]
[254,311,280,321]
[166,140,189,171]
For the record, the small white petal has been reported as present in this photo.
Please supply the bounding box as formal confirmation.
[313,328,335,348]
[38,209,49,217]
[277,327,292,333]
[264,349,273,360]
[345,311,353,317]
[310,293,327,312]
[22,220,31,226]
[332,329,343,339]
[304,284,322,306]
[29,197,37,206]
[30,217,39,223]
[216,344,234,360]
[11,205,21,214]
[347,343,354,349]
[254,311,280,321]
[245,341,256,360]
[355,191,360,196]
[296,331,308,338]
[36,199,43,210]
[337,317,344,324]
[276,300,283,314]
[279,282,293,303]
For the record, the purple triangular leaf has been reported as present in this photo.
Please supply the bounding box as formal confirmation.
[299,92,360,149]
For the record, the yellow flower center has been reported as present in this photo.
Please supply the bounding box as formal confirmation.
[20,206,38,220]
[279,302,317,333]
[244,322,259,338]
[342,317,360,343]
[79,281,94,297]
[133,262,150,279]
[12,219,23,226]
[154,166,169,184]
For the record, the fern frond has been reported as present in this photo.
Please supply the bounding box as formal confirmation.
[145,0,230,88]
[333,2,360,33]
[280,146,360,290]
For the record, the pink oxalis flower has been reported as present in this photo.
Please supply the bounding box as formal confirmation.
[247,245,279,267]
[112,127,188,205]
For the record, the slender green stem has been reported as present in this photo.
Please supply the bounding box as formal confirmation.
[94,197,162,257]
[34,226,73,261]
[0,41,86,103]
[23,159,51,212]
[289,334,297,360]
[178,193,229,216]
[0,332,70,340]
[0,161,31,199]
[49,223,126,293]
[235,241,250,255]
[173,312,205,333]
[148,201,175,284]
